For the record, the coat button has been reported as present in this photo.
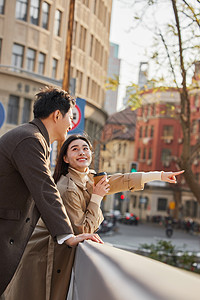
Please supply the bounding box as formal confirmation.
[57,269,61,273]
[10,239,14,245]
[26,218,30,223]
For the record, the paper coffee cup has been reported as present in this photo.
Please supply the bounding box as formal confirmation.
[93,172,107,185]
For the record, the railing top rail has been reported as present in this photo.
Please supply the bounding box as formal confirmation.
[69,240,200,300]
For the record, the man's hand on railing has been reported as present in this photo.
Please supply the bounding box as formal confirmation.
[65,233,103,247]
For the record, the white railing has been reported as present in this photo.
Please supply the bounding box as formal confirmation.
[67,240,200,300]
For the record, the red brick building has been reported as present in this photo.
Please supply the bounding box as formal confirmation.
[134,89,182,173]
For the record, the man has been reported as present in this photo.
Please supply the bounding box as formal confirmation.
[0,86,102,296]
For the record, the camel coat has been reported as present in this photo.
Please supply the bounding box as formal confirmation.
[4,168,144,300]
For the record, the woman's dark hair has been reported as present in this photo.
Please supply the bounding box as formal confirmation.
[33,86,75,119]
[53,134,93,183]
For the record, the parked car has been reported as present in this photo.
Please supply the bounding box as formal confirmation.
[119,213,139,225]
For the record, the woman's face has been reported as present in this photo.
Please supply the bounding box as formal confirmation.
[63,139,92,172]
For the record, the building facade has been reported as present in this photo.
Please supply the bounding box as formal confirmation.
[100,107,137,212]
[104,42,121,115]
[130,86,200,223]
[0,0,112,164]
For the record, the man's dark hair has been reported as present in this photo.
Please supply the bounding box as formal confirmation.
[33,86,75,119]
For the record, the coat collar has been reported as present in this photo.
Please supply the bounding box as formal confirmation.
[29,118,50,146]
[67,167,95,191]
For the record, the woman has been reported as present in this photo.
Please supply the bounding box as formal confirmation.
[4,134,184,300]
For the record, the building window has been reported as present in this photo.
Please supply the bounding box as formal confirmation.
[76,70,83,94]
[41,2,50,29]
[83,0,89,7]
[143,148,146,160]
[150,125,154,137]
[72,21,77,45]
[38,52,45,75]
[152,104,156,115]
[93,0,97,14]
[191,119,198,134]
[79,25,86,51]
[194,94,199,107]
[12,43,24,68]
[132,195,137,208]
[118,143,121,155]
[22,98,31,123]
[15,0,28,21]
[26,48,36,72]
[30,0,40,25]
[52,58,58,78]
[7,95,20,124]
[139,126,143,138]
[148,148,152,159]
[54,10,61,36]
[157,198,167,211]
[145,126,148,137]
[163,125,173,137]
[86,76,90,97]
[137,148,141,160]
[90,34,94,57]
[123,143,127,155]
[0,0,5,14]
[161,148,171,162]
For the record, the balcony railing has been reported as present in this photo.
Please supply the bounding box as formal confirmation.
[67,240,200,300]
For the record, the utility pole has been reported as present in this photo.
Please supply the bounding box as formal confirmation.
[62,0,75,92]
[57,0,75,155]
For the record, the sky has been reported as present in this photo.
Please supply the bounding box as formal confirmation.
[109,0,173,110]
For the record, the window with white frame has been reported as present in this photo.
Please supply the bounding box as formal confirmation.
[12,43,24,68]
[52,58,58,78]
[0,0,5,14]
[26,48,36,72]
[54,9,61,36]
[15,0,28,21]
[30,0,40,25]
[38,52,45,75]
[41,2,50,29]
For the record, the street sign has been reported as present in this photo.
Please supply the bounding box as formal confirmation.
[0,102,5,128]
[71,105,81,130]
[69,97,86,134]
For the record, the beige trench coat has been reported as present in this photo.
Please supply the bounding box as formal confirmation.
[4,169,143,300]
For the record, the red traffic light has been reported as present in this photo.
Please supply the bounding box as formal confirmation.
[120,194,125,200]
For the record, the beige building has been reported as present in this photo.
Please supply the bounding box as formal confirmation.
[0,0,112,166]
[99,107,137,212]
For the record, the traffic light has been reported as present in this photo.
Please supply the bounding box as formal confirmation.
[130,162,138,172]
[120,194,125,200]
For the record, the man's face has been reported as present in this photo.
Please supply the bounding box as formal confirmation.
[57,108,73,141]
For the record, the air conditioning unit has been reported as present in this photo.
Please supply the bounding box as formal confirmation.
[193,159,198,166]
[147,159,152,165]
[165,139,172,144]
[178,138,183,144]
[163,161,170,167]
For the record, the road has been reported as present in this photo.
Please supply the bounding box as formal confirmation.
[99,222,200,253]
